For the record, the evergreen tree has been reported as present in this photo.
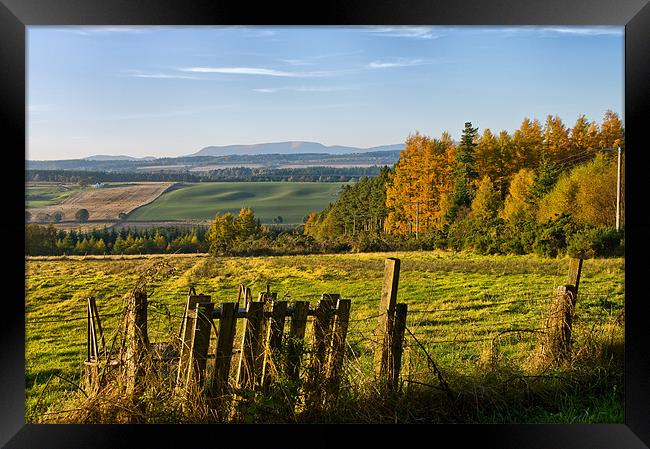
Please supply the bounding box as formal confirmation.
[530,156,560,201]
[446,122,479,222]
[95,238,106,255]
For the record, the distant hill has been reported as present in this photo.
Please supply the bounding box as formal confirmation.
[189,141,404,157]
[84,155,157,161]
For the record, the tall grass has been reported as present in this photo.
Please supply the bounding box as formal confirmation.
[25,251,624,423]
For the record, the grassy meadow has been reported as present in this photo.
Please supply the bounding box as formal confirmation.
[25,251,624,423]
[25,183,82,208]
[126,181,347,224]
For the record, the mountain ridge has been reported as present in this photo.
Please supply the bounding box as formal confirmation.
[189,141,404,157]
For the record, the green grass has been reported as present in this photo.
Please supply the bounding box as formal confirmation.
[126,182,347,224]
[25,251,624,423]
[25,185,82,208]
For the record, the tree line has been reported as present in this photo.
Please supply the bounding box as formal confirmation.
[25,111,625,258]
[304,111,625,257]
[25,166,383,184]
[25,225,209,256]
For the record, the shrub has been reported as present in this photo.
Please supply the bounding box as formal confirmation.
[75,209,90,223]
[532,213,577,258]
[567,226,624,258]
[350,233,392,253]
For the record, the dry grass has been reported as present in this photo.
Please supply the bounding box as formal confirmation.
[28,182,174,223]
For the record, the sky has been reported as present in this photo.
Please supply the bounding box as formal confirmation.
[27,26,624,160]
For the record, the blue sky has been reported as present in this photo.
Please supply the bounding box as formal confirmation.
[27,26,624,160]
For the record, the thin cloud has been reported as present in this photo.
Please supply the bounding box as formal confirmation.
[120,69,202,80]
[540,27,623,36]
[363,26,443,40]
[253,85,355,93]
[368,58,425,69]
[280,58,315,66]
[461,26,623,37]
[280,50,365,66]
[57,26,150,36]
[180,67,332,78]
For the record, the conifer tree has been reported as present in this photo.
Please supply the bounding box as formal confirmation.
[598,110,624,149]
[542,115,570,163]
[446,122,479,223]
[512,118,544,171]
[471,176,501,220]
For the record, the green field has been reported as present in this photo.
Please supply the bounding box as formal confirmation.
[126,182,347,224]
[25,184,82,208]
[25,251,624,423]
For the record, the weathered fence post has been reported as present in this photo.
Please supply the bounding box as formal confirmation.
[374,258,401,389]
[286,301,309,382]
[390,303,408,392]
[176,293,212,392]
[567,258,583,304]
[305,294,338,411]
[188,300,214,387]
[210,302,238,397]
[125,290,149,397]
[262,300,288,389]
[544,284,577,364]
[84,296,105,393]
[325,298,351,401]
[236,301,266,390]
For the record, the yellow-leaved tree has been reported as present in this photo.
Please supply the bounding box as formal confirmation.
[500,168,536,223]
[536,153,621,227]
[470,176,501,220]
[385,132,455,235]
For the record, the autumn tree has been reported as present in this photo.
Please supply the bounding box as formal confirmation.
[500,168,536,223]
[206,212,238,253]
[475,129,499,182]
[236,207,262,240]
[385,132,454,234]
[537,153,619,226]
[206,208,263,254]
[542,115,570,163]
[570,114,595,156]
[471,176,502,220]
[598,110,624,150]
[511,118,543,172]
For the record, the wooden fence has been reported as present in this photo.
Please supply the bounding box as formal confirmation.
[84,257,408,410]
[83,257,584,409]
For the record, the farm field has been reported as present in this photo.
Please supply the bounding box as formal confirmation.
[25,251,624,423]
[126,181,347,224]
[25,183,83,208]
[26,182,174,225]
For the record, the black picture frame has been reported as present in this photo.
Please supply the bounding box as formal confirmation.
[2,0,649,447]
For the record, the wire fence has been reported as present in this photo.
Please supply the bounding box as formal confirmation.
[25,285,624,369]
